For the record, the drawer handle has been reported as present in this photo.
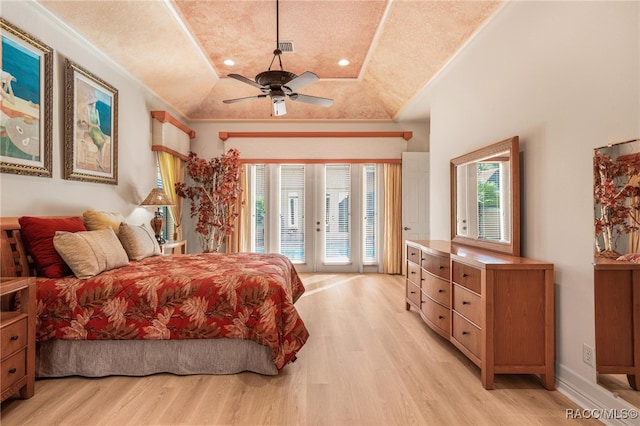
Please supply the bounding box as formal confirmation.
[8,368,17,374]
[410,252,416,256]
[463,273,469,278]
[421,278,425,281]
[10,335,19,341]
[462,301,470,305]
[438,289,444,293]
[411,271,416,275]
[438,315,444,319]
[421,258,425,261]
[410,291,416,294]
[462,331,469,336]
[439,266,444,270]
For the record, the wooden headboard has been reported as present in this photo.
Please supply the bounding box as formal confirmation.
[0,218,33,277]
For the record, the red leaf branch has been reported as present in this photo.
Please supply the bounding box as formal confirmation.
[175,149,242,252]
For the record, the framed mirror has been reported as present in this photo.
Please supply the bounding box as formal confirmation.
[593,138,640,408]
[450,136,520,256]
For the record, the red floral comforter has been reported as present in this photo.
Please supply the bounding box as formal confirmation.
[35,253,309,370]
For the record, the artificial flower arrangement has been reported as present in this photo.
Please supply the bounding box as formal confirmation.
[593,148,640,257]
[176,149,242,252]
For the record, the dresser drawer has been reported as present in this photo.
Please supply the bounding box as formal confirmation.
[452,312,481,359]
[0,349,26,394]
[452,284,481,326]
[406,261,420,286]
[406,245,421,266]
[421,251,450,280]
[1,317,27,358]
[451,261,481,294]
[422,274,450,307]
[406,281,421,308]
[421,298,450,335]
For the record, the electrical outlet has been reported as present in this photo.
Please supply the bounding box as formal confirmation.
[583,343,595,366]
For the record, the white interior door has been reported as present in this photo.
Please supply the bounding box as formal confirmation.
[402,152,430,241]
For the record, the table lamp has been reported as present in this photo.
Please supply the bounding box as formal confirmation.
[140,188,174,244]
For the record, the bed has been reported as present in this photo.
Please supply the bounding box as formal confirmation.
[0,216,309,377]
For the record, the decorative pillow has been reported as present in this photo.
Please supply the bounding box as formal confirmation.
[82,210,125,233]
[53,228,129,279]
[18,216,87,278]
[118,223,161,260]
[616,253,640,263]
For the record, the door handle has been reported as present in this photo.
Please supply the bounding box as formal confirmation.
[403,226,411,231]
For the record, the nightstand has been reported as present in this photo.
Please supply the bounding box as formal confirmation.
[160,240,187,255]
[1,277,36,402]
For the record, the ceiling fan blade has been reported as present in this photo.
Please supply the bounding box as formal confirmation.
[284,71,319,92]
[222,95,267,104]
[289,93,333,107]
[273,100,287,116]
[228,74,264,89]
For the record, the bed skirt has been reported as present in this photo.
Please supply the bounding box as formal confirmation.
[36,339,278,377]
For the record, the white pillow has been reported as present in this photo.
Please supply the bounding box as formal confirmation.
[53,228,129,279]
[118,223,161,260]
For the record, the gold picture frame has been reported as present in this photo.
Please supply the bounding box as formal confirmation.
[64,59,118,185]
[0,18,53,177]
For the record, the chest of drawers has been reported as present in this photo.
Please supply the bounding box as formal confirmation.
[1,277,36,402]
[405,240,555,390]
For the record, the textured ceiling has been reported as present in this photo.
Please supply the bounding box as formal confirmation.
[39,0,502,121]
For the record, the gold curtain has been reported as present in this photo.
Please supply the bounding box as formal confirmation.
[157,151,185,241]
[630,175,640,253]
[383,163,403,274]
[226,165,249,253]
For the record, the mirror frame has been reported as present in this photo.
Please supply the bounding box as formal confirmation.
[450,136,521,257]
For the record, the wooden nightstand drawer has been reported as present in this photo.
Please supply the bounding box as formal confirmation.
[1,316,27,358]
[453,284,481,326]
[452,261,481,294]
[452,312,481,359]
[0,276,36,402]
[1,349,26,394]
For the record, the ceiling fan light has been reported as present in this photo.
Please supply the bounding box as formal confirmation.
[223,59,235,66]
[338,59,350,66]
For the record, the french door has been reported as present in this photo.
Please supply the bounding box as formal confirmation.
[248,163,381,273]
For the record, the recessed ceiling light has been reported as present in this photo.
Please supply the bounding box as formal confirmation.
[338,59,350,67]
[224,59,235,66]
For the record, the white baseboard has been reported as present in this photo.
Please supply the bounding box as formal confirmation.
[557,364,640,426]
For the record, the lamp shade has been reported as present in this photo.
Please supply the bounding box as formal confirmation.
[140,188,174,206]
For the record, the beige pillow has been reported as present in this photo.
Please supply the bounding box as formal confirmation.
[53,228,129,279]
[118,223,161,260]
[83,210,125,233]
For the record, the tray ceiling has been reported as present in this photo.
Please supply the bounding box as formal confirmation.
[39,0,502,121]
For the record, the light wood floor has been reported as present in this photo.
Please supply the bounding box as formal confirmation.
[598,374,640,408]
[1,273,598,425]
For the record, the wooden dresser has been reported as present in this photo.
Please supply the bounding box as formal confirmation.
[405,240,555,390]
[594,258,640,390]
[1,276,36,402]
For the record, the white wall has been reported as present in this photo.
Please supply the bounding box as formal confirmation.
[418,0,639,409]
[1,1,178,225]
[181,120,428,251]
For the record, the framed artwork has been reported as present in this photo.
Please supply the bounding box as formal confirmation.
[64,59,118,185]
[0,18,53,177]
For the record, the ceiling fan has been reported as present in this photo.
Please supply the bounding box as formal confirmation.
[222,0,333,116]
